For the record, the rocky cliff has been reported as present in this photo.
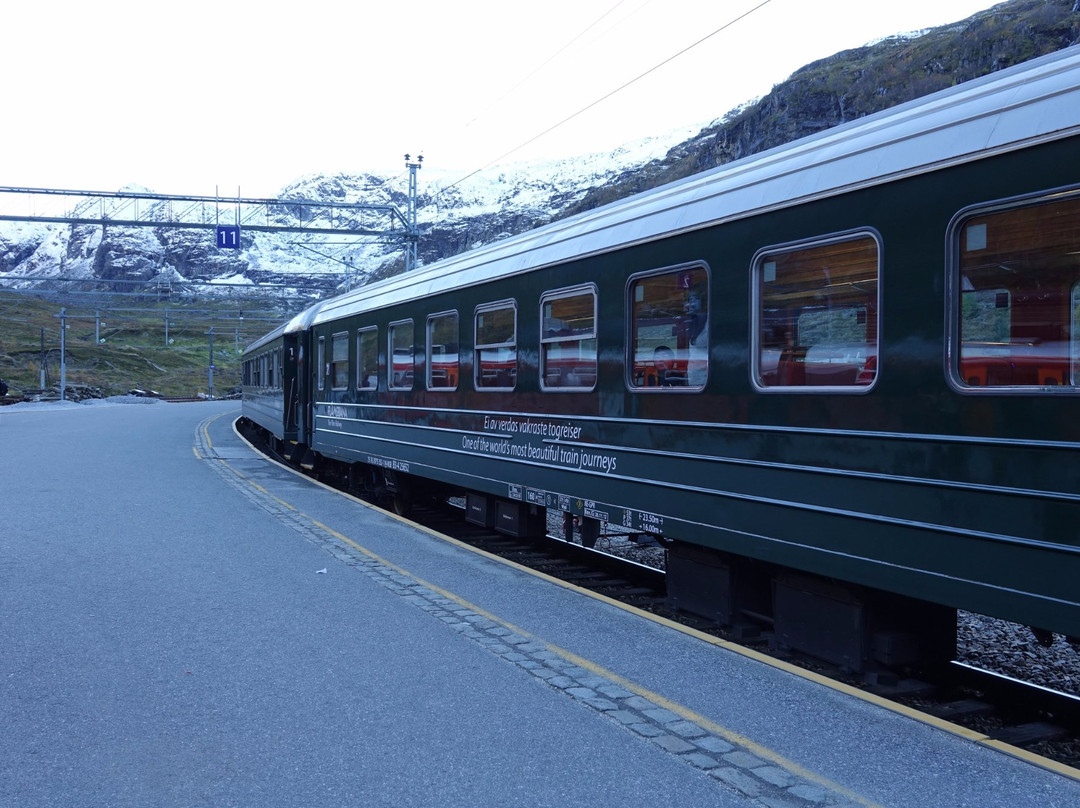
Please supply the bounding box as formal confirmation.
[562,0,1080,214]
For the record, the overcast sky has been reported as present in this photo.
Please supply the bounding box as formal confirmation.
[2,0,997,198]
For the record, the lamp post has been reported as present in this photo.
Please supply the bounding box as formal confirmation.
[59,308,67,401]
[207,327,215,400]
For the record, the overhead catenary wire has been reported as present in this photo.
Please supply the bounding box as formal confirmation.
[436,0,774,198]
[399,1,642,196]
[462,0,640,131]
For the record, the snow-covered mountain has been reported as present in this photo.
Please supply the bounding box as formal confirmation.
[8,0,1073,303]
[0,124,706,301]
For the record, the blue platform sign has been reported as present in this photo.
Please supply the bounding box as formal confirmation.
[216,225,241,249]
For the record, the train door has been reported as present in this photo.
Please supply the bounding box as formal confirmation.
[282,331,300,442]
[295,330,314,447]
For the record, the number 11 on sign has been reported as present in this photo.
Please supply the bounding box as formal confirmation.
[216,225,241,249]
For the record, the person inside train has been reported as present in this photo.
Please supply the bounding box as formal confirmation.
[682,292,708,386]
[653,345,678,386]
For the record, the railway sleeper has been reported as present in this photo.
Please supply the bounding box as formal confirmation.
[990,721,1070,747]
[925,698,996,721]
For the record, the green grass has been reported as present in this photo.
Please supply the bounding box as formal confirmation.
[0,293,292,398]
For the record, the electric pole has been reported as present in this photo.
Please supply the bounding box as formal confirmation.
[207,327,215,399]
[404,153,422,271]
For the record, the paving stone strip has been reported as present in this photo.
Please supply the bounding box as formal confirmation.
[198,420,874,808]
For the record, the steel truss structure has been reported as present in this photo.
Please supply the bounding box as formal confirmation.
[0,185,416,249]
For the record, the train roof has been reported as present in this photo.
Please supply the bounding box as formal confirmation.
[242,320,289,355]
[240,313,300,354]
[306,46,1080,328]
[244,299,333,354]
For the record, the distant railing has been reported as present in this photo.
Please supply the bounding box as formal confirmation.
[0,185,411,238]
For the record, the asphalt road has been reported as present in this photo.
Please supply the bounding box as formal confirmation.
[4,399,1080,808]
[1,401,739,807]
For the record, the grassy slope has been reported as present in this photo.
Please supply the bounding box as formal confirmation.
[0,294,285,398]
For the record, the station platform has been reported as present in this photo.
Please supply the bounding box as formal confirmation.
[3,399,1079,807]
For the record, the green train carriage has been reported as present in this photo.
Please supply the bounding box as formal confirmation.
[245,48,1080,670]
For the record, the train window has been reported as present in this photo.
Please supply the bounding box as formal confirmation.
[629,264,709,390]
[330,331,349,391]
[389,320,414,391]
[427,311,459,391]
[753,233,880,392]
[316,336,326,392]
[357,327,378,391]
[475,301,517,390]
[951,192,1080,390]
[541,286,597,391]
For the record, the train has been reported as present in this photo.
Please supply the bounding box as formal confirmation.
[242,47,1080,673]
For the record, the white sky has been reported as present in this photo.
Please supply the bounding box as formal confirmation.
[1,0,997,198]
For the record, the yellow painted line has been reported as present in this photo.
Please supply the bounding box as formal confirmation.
[195,408,241,460]
[223,417,1080,788]
[200,409,234,452]
[979,739,1080,780]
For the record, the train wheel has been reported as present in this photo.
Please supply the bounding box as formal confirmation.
[1031,627,1056,647]
[347,464,367,496]
[385,471,413,516]
[392,495,412,517]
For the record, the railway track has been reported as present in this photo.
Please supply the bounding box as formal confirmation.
[239,420,1080,773]
[893,662,1080,764]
